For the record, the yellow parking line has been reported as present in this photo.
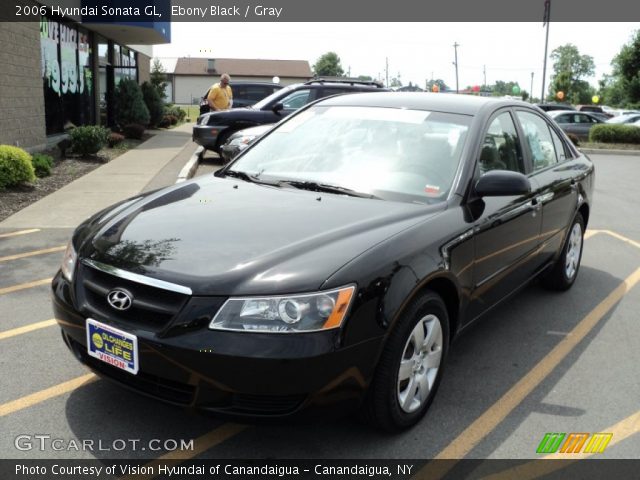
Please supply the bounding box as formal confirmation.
[583,229,602,240]
[0,319,57,340]
[119,423,249,480]
[0,245,66,262]
[0,229,41,239]
[0,373,96,417]
[601,230,640,250]
[480,409,640,480]
[414,266,640,479]
[0,278,52,295]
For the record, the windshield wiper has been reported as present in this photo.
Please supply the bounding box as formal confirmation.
[279,180,380,199]
[218,169,279,186]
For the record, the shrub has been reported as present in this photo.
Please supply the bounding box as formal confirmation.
[108,133,125,148]
[168,115,178,125]
[0,145,36,189]
[123,123,145,140]
[141,81,164,128]
[164,105,186,122]
[589,124,640,144]
[69,125,110,156]
[31,153,54,177]
[158,116,172,128]
[114,78,150,127]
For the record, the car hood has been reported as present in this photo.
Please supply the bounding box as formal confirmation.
[79,175,442,295]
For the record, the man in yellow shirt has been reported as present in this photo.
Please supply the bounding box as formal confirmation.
[207,73,233,111]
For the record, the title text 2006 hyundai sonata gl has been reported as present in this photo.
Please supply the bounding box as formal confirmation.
[53,93,593,431]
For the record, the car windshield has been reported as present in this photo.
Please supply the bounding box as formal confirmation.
[229,105,472,204]
[251,85,296,110]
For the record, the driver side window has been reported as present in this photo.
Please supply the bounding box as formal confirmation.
[480,112,524,174]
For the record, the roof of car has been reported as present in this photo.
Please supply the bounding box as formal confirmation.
[316,92,527,115]
[547,110,596,117]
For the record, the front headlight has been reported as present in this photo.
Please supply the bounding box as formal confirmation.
[209,285,356,333]
[60,241,77,282]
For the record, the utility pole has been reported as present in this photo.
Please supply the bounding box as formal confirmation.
[530,72,534,102]
[541,0,551,102]
[453,42,460,94]
[483,65,486,88]
[385,57,389,88]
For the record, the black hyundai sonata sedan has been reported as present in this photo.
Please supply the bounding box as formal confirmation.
[53,93,593,431]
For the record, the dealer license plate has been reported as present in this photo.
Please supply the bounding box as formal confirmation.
[86,318,138,375]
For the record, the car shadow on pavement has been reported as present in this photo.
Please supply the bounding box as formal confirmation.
[62,265,624,460]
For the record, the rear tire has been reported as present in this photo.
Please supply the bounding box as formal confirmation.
[542,212,585,291]
[362,291,449,432]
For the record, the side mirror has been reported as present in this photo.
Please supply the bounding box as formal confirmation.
[272,102,284,114]
[475,170,531,197]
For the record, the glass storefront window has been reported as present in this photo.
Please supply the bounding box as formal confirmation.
[40,18,94,134]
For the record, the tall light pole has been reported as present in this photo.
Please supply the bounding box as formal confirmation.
[385,57,389,88]
[530,72,534,102]
[453,42,460,94]
[541,0,551,102]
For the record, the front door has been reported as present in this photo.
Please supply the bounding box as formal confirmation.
[467,110,543,321]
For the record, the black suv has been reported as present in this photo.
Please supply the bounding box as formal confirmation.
[193,78,388,152]
[199,81,283,115]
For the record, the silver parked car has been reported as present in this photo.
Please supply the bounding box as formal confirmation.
[547,110,604,140]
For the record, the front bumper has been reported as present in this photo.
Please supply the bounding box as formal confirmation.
[52,271,381,418]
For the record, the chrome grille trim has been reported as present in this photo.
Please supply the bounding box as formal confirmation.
[82,259,192,295]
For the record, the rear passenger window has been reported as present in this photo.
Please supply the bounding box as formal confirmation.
[479,112,524,174]
[550,128,569,162]
[516,111,558,171]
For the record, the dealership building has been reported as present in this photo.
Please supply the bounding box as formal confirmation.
[0,1,170,152]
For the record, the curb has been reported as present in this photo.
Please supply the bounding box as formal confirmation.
[580,148,640,157]
[176,146,203,183]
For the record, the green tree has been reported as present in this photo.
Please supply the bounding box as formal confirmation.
[313,52,344,77]
[611,30,640,105]
[390,76,403,88]
[357,75,373,82]
[150,58,168,101]
[598,74,626,107]
[114,79,150,127]
[490,80,521,96]
[426,79,449,92]
[141,81,164,128]
[549,44,595,104]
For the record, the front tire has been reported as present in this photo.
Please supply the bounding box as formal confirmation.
[362,291,449,432]
[542,212,585,291]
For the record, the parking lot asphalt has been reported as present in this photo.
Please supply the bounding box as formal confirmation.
[0,153,638,472]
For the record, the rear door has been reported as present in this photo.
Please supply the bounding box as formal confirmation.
[515,109,580,265]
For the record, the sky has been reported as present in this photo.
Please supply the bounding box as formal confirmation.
[154,22,640,98]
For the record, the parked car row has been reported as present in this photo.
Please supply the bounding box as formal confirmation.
[199,91,640,162]
[194,78,388,154]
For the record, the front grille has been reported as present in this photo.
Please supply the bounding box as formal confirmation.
[71,337,195,405]
[76,262,189,332]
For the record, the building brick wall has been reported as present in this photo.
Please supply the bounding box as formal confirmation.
[0,22,47,151]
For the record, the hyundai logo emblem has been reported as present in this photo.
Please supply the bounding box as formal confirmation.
[107,289,133,311]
